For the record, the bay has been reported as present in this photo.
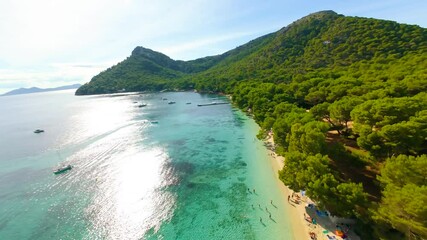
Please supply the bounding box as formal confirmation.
[0,90,294,239]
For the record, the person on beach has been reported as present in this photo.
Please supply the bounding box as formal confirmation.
[287,195,290,202]
[309,232,317,240]
[304,213,313,223]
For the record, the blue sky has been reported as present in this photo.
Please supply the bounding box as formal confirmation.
[0,0,426,94]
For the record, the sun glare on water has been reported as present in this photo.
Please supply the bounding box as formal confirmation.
[61,96,136,147]
[58,95,175,239]
[81,144,176,239]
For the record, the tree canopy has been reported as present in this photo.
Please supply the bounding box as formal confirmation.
[375,155,427,239]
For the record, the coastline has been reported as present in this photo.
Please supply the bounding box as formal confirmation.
[230,94,361,240]
[264,136,310,240]
[264,135,361,240]
[230,95,309,239]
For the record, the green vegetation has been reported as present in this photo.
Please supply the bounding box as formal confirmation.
[76,10,427,239]
[375,155,427,239]
[75,34,274,95]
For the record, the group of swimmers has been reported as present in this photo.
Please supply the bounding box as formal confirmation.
[248,188,275,223]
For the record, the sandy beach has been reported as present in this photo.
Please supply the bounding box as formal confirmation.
[265,135,360,240]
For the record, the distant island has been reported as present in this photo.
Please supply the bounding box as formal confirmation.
[2,83,82,96]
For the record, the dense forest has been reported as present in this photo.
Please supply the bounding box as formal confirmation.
[76,11,427,239]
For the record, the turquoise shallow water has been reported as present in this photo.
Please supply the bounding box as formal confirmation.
[0,90,294,239]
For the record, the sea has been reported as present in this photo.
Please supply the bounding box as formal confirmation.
[0,90,294,239]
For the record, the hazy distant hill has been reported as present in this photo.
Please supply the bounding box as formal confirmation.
[2,84,82,96]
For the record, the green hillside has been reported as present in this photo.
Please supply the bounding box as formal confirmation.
[75,32,274,95]
[194,11,426,96]
[76,47,184,94]
[76,11,427,239]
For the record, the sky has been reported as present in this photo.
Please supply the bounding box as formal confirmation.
[0,0,426,94]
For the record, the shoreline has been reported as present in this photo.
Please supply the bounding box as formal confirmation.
[231,93,360,240]
[264,136,310,240]
[264,135,361,240]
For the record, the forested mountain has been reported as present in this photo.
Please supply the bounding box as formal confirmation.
[75,32,274,95]
[76,11,427,239]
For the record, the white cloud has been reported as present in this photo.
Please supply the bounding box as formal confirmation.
[156,31,262,60]
[0,0,247,90]
[0,0,236,66]
[0,0,134,65]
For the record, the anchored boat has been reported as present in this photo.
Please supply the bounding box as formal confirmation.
[197,102,229,107]
[53,165,72,174]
